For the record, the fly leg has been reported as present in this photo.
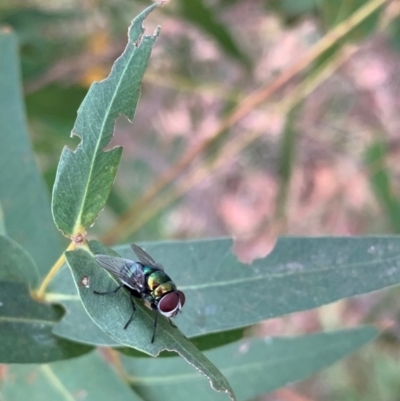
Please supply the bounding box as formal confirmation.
[151,311,159,343]
[123,294,136,330]
[168,319,177,328]
[93,285,122,295]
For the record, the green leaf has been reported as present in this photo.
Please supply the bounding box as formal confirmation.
[0,203,5,235]
[178,0,250,69]
[0,281,92,363]
[49,263,245,350]
[320,0,381,40]
[64,243,236,401]
[49,264,119,346]
[49,260,244,351]
[0,29,62,278]
[365,140,400,233]
[267,0,318,20]
[275,105,300,219]
[52,297,119,346]
[51,4,160,238]
[123,327,377,401]
[314,0,383,69]
[52,236,400,347]
[50,249,229,349]
[1,351,143,401]
[0,8,80,80]
[388,15,400,54]
[26,84,87,142]
[111,237,400,337]
[118,328,246,358]
[0,235,39,285]
[185,328,245,353]
[0,233,91,363]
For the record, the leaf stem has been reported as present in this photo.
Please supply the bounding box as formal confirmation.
[34,242,75,300]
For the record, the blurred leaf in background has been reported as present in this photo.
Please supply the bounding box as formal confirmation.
[0,7,82,80]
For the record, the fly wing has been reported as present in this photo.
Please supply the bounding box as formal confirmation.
[130,243,164,271]
[94,255,145,290]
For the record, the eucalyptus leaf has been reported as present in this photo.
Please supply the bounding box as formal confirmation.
[0,8,80,80]
[52,293,119,347]
[49,263,244,350]
[49,264,118,346]
[64,243,236,401]
[0,234,91,362]
[1,351,143,401]
[52,236,400,347]
[118,328,246,358]
[0,204,6,236]
[51,3,160,237]
[0,235,39,285]
[112,237,400,337]
[268,0,318,19]
[49,264,244,350]
[0,281,92,363]
[365,140,400,233]
[50,244,243,351]
[0,30,62,278]
[124,326,377,401]
[178,0,250,68]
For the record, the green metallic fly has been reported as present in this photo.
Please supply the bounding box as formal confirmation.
[93,244,185,343]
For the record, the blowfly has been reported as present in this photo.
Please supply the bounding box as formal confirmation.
[94,243,185,343]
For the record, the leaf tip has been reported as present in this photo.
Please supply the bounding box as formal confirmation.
[127,2,161,43]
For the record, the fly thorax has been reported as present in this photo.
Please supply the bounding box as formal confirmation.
[147,270,172,291]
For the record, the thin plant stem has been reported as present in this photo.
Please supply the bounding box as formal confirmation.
[118,129,263,237]
[117,45,358,236]
[34,242,75,300]
[101,0,387,245]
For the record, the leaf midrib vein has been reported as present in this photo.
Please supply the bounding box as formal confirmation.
[0,316,55,325]
[54,253,400,299]
[180,254,400,291]
[126,337,362,385]
[73,42,137,233]
[41,365,76,401]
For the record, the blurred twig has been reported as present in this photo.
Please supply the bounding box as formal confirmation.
[275,105,299,226]
[144,71,243,102]
[100,0,387,244]
[101,45,358,241]
[365,139,400,233]
[25,54,242,102]
[104,129,263,239]
[270,45,358,233]
[34,241,75,300]
[274,388,317,401]
[24,46,125,94]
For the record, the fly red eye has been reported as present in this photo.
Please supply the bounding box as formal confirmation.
[178,291,186,306]
[159,292,180,313]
